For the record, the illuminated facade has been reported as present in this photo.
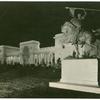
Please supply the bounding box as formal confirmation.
[0,22,100,65]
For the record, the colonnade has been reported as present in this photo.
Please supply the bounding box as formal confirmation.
[4,50,55,66]
[6,56,20,65]
[29,52,55,66]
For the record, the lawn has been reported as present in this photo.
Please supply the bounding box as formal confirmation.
[0,64,61,97]
[0,64,100,98]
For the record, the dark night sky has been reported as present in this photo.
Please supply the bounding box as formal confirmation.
[0,2,100,47]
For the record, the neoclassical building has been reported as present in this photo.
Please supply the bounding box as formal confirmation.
[19,40,55,66]
[0,33,76,65]
[0,21,100,65]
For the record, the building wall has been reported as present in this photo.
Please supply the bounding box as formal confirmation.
[4,46,20,64]
[19,40,40,65]
[0,46,5,64]
[4,46,19,56]
[0,45,20,64]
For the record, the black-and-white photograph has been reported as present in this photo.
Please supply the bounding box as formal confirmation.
[0,1,100,98]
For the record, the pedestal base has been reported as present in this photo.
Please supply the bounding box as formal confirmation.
[49,82,100,94]
[60,79,98,86]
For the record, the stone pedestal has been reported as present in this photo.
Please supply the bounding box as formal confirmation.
[49,59,100,94]
[60,59,98,86]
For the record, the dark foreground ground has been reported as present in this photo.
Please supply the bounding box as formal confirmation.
[0,64,100,98]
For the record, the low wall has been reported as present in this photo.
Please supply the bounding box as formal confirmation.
[60,59,99,86]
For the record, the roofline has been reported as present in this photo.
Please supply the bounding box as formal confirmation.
[0,45,19,50]
[20,40,40,45]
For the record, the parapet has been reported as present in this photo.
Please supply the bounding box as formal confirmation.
[0,45,19,50]
[20,40,40,46]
